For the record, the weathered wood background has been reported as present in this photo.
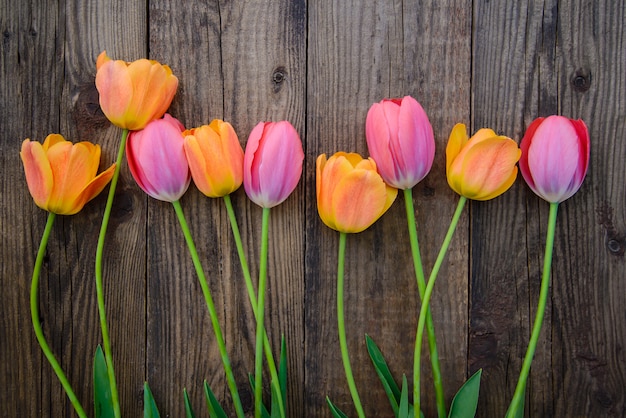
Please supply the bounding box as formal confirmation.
[2,0,625,417]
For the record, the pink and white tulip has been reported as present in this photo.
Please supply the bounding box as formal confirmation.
[519,116,589,203]
[365,96,435,190]
[243,121,304,208]
[126,114,190,202]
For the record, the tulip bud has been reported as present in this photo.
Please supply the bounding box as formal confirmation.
[95,51,178,130]
[446,123,521,200]
[317,152,398,233]
[243,121,304,208]
[20,134,116,215]
[126,114,190,202]
[366,96,435,189]
[519,115,589,203]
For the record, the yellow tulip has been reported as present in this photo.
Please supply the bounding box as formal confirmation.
[317,152,397,233]
[446,123,521,200]
[95,51,178,130]
[183,120,244,198]
[20,134,116,215]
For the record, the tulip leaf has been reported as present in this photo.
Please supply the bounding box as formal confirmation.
[93,345,115,418]
[366,335,401,415]
[248,374,271,418]
[270,379,281,418]
[448,369,482,418]
[279,335,288,411]
[203,381,228,418]
[183,388,196,418]
[399,374,409,418]
[143,382,161,418]
[326,397,349,418]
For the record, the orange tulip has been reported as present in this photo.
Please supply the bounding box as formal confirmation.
[20,134,116,215]
[446,123,521,200]
[183,120,244,198]
[317,152,397,233]
[95,51,178,130]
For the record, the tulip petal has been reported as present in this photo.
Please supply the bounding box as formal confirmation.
[63,163,116,215]
[95,59,134,128]
[20,139,54,209]
[317,153,355,230]
[446,123,469,173]
[332,169,389,233]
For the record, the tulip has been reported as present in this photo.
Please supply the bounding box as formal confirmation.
[95,51,178,131]
[183,120,244,198]
[365,96,435,190]
[317,152,397,233]
[20,134,116,215]
[243,121,304,208]
[519,115,589,203]
[126,114,190,201]
[446,123,521,200]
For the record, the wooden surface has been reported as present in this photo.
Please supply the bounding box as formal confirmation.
[1,0,624,417]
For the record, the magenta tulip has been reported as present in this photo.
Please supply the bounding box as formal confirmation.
[519,115,589,203]
[365,96,435,189]
[243,121,304,208]
[126,114,191,201]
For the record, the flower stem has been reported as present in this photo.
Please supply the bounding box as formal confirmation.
[404,188,446,418]
[505,202,558,418]
[414,196,466,417]
[31,213,88,418]
[223,196,285,417]
[171,200,245,418]
[337,232,365,418]
[254,207,271,418]
[95,128,128,418]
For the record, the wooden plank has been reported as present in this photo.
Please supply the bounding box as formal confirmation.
[305,0,471,416]
[148,0,306,416]
[63,2,149,417]
[469,0,559,416]
[552,1,626,416]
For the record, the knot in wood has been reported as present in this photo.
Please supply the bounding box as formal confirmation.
[272,66,287,93]
[571,68,591,92]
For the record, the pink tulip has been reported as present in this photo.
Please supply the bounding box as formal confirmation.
[365,96,435,189]
[519,115,589,203]
[126,114,190,202]
[243,121,304,208]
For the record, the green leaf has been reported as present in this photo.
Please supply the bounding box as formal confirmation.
[183,388,196,418]
[143,382,161,418]
[448,369,482,418]
[270,380,281,418]
[203,381,229,418]
[93,345,115,418]
[279,335,288,410]
[248,374,271,418]
[399,374,409,418]
[326,397,349,418]
[365,335,401,415]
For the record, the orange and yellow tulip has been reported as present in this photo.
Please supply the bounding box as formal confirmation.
[20,134,116,215]
[95,51,178,130]
[317,152,397,233]
[446,123,521,200]
[184,120,244,198]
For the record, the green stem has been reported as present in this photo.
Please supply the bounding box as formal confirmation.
[414,196,467,417]
[404,188,446,418]
[223,195,285,417]
[95,128,128,418]
[254,208,271,418]
[171,200,245,418]
[505,202,558,418]
[31,213,88,418]
[337,232,366,418]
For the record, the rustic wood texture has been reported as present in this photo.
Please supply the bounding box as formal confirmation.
[1,0,624,417]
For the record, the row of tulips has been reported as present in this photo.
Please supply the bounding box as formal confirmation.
[21,51,589,418]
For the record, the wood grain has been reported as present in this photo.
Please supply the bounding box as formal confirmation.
[1,0,625,417]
